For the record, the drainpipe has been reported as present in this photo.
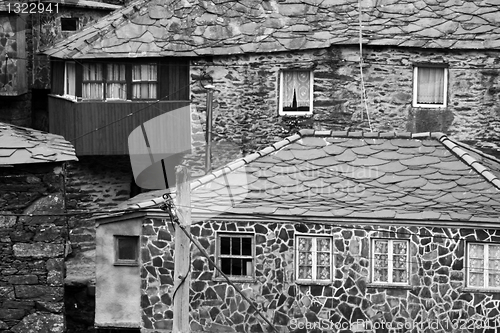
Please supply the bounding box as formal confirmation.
[205,84,214,174]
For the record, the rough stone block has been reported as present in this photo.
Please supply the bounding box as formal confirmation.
[13,243,64,258]
[2,301,35,310]
[14,286,63,302]
[6,275,38,285]
[0,309,25,320]
[35,301,63,314]
[11,313,64,333]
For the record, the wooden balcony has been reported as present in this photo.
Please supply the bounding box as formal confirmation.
[48,95,191,156]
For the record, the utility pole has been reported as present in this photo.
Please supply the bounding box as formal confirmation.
[172,166,191,333]
[205,84,214,174]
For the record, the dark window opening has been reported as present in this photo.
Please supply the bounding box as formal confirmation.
[61,17,79,31]
[218,234,253,278]
[115,236,139,265]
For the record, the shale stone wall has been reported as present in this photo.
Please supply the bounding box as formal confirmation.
[140,219,500,333]
[0,163,67,333]
[190,46,500,170]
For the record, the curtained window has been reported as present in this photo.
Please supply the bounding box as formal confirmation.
[413,66,448,107]
[64,62,76,97]
[296,235,333,283]
[82,63,104,100]
[372,239,409,284]
[279,70,313,115]
[468,243,500,289]
[132,64,157,99]
[106,64,126,100]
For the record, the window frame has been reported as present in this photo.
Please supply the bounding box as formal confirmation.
[371,238,410,285]
[412,65,448,108]
[131,63,158,100]
[215,232,255,281]
[466,242,500,290]
[105,63,127,100]
[278,69,314,116]
[295,233,333,284]
[61,17,79,32]
[64,61,76,99]
[82,62,104,100]
[114,235,140,266]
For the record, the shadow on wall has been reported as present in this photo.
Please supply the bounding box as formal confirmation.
[407,107,454,133]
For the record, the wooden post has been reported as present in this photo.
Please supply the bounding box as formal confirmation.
[173,166,191,333]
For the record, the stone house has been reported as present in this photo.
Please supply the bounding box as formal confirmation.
[0,0,122,129]
[44,0,500,164]
[0,122,77,332]
[95,130,500,332]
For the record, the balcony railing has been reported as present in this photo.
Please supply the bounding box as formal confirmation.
[48,95,191,156]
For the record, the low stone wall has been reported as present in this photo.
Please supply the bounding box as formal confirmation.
[139,218,500,333]
[0,163,67,332]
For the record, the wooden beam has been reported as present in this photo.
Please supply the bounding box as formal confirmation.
[173,166,191,333]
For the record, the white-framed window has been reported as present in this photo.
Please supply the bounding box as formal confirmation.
[296,235,333,283]
[132,63,157,99]
[372,239,409,284]
[278,70,313,116]
[413,65,448,108]
[217,233,254,279]
[106,64,126,100]
[82,63,104,100]
[114,235,139,266]
[64,61,75,97]
[468,243,500,289]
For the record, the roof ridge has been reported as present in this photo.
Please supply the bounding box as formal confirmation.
[439,134,500,191]
[297,129,445,140]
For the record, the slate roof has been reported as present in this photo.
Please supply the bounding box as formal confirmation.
[0,123,78,165]
[112,130,500,225]
[44,0,500,59]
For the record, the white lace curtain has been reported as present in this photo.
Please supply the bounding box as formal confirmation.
[417,67,445,104]
[282,71,310,108]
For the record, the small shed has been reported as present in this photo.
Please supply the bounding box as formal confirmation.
[0,123,77,332]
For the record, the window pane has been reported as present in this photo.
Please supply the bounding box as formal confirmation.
[298,266,312,279]
[66,63,75,95]
[221,258,231,275]
[242,237,252,255]
[298,237,312,251]
[282,71,310,110]
[117,237,137,260]
[220,237,230,255]
[417,67,445,104]
[232,237,241,255]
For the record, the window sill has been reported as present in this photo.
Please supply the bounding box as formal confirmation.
[461,287,500,294]
[295,280,333,285]
[114,262,139,267]
[213,277,255,283]
[412,104,447,109]
[367,283,414,290]
[49,94,78,103]
[279,111,313,117]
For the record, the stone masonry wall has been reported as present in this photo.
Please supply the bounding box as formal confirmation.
[64,156,134,279]
[189,46,500,173]
[0,163,67,333]
[140,219,500,333]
